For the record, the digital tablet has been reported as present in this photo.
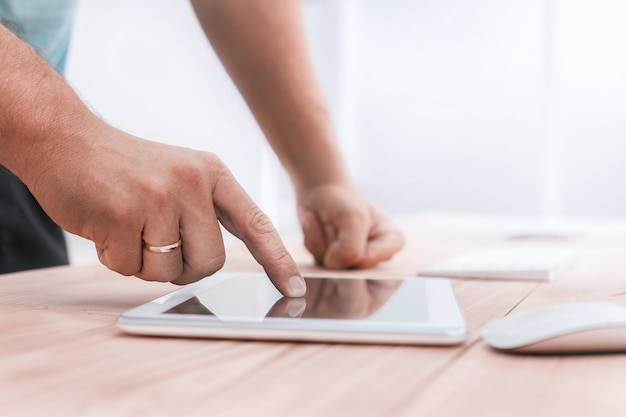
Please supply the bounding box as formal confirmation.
[117,273,468,346]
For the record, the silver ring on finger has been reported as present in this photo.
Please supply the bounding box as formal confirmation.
[143,239,182,253]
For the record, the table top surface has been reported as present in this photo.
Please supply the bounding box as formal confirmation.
[2,212,626,417]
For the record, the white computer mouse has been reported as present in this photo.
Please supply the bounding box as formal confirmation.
[482,301,626,353]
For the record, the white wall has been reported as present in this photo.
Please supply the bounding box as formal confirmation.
[64,0,626,264]
[555,0,626,217]
[353,0,626,218]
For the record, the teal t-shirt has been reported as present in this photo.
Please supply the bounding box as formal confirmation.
[0,0,78,73]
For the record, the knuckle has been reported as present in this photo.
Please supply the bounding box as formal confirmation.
[172,160,207,191]
[172,253,226,286]
[188,253,226,280]
[341,206,370,224]
[97,245,140,276]
[140,154,224,205]
[200,254,227,276]
[137,176,172,208]
[104,199,137,227]
[171,152,230,194]
[243,209,294,265]
[101,255,140,277]
[272,249,293,266]
[246,208,275,237]
[198,152,228,177]
[117,265,141,277]
[201,151,226,169]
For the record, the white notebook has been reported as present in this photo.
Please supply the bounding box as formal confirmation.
[418,245,577,282]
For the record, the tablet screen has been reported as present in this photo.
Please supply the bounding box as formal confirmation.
[162,276,427,324]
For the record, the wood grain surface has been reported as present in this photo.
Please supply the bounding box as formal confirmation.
[2,212,626,417]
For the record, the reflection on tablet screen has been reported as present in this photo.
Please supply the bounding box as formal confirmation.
[164,276,428,324]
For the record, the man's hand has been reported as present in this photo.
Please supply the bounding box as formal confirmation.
[0,23,304,296]
[29,125,306,296]
[297,183,405,269]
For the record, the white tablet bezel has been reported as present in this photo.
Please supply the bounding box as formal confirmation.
[117,273,468,346]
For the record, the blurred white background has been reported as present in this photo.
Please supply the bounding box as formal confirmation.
[64,0,626,264]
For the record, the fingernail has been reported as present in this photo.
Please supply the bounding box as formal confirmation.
[287,298,307,318]
[288,276,307,297]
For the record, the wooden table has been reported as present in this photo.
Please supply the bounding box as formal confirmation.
[2,212,626,417]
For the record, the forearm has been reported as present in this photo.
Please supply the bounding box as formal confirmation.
[191,0,350,195]
[0,24,100,187]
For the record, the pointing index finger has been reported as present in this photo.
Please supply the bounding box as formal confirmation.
[211,165,305,297]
